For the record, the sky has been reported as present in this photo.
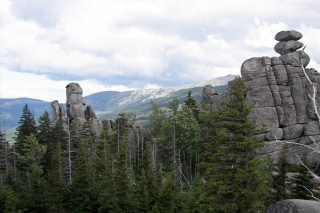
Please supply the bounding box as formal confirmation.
[1,0,320,103]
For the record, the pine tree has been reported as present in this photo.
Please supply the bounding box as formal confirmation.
[14,104,37,157]
[69,122,99,212]
[46,142,67,213]
[97,130,120,213]
[184,90,200,121]
[135,142,158,212]
[272,145,290,202]
[17,133,47,212]
[0,131,10,177]
[149,100,167,138]
[291,152,314,200]
[36,111,54,174]
[158,173,188,213]
[200,77,269,212]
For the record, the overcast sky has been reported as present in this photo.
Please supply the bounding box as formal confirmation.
[1,0,320,103]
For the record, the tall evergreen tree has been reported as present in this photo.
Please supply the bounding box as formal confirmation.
[14,104,37,157]
[135,142,159,212]
[184,90,200,121]
[0,131,10,177]
[46,142,67,213]
[36,111,54,173]
[200,77,269,212]
[272,145,290,203]
[17,133,47,212]
[291,152,314,200]
[69,122,99,212]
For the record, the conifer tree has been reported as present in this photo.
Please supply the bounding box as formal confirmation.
[184,90,200,121]
[17,133,47,212]
[291,152,314,200]
[97,130,120,213]
[46,142,67,213]
[14,104,37,157]
[36,111,54,173]
[135,142,158,212]
[0,131,10,176]
[149,100,167,138]
[200,77,269,212]
[69,122,99,212]
[272,145,290,202]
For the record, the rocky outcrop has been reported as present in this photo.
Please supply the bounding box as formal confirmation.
[85,106,103,136]
[265,199,320,213]
[66,82,87,132]
[203,30,320,165]
[51,100,68,132]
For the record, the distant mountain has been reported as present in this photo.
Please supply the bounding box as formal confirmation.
[0,98,52,129]
[0,75,234,131]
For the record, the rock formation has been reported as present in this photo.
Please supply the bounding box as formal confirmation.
[51,82,154,159]
[85,105,103,136]
[203,30,320,166]
[66,82,87,132]
[264,199,320,213]
[51,100,68,132]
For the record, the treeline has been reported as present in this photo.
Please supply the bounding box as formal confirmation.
[0,77,317,212]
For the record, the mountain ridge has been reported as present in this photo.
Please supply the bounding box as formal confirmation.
[0,75,235,130]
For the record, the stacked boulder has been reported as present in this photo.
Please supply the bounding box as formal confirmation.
[203,30,320,165]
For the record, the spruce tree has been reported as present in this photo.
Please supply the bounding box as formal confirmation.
[184,90,200,121]
[36,111,54,173]
[14,104,37,157]
[272,145,290,202]
[200,77,269,212]
[291,152,314,200]
[17,134,47,212]
[46,142,67,213]
[135,142,158,212]
[69,122,99,212]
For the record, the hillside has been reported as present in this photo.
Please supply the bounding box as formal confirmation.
[0,75,234,132]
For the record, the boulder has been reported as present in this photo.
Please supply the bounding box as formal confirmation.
[279,51,310,67]
[265,199,320,213]
[283,124,304,140]
[271,57,283,66]
[250,107,279,132]
[266,128,283,141]
[273,65,288,85]
[241,57,266,82]
[275,30,303,41]
[304,121,320,136]
[274,40,304,55]
[246,86,274,108]
[202,84,218,104]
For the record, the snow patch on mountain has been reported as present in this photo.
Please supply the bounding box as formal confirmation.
[118,88,176,106]
[117,74,235,106]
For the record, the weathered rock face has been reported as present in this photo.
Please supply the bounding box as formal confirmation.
[51,100,68,132]
[265,199,320,213]
[85,106,103,136]
[51,82,103,136]
[203,30,320,165]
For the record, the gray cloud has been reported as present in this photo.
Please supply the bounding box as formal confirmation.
[1,0,320,101]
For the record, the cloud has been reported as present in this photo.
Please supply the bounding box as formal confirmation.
[0,67,135,103]
[1,0,320,99]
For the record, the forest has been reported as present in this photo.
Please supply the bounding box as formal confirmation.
[0,78,318,213]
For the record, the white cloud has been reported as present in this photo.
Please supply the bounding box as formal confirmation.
[1,0,320,99]
[0,67,135,103]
